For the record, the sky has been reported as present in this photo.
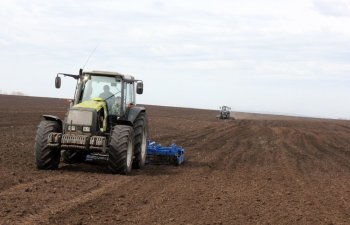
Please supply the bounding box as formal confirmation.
[0,0,350,119]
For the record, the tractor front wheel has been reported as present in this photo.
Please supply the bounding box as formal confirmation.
[35,120,61,170]
[108,125,134,175]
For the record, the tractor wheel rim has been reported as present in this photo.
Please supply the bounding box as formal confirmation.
[127,138,133,168]
[141,128,147,161]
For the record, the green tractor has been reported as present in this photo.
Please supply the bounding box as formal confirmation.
[34,69,148,175]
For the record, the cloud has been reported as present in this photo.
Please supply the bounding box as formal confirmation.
[313,0,350,17]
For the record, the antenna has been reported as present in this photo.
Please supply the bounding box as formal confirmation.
[82,44,99,70]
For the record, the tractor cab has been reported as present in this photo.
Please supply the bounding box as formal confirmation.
[56,70,143,133]
[75,71,142,116]
[220,106,230,113]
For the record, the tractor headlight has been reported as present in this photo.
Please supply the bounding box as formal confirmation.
[68,125,76,131]
[82,126,91,132]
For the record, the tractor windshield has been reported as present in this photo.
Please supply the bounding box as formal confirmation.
[79,75,122,115]
[222,106,230,112]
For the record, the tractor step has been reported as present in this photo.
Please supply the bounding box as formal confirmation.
[146,141,185,166]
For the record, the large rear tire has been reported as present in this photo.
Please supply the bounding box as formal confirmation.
[108,125,134,175]
[132,112,148,169]
[35,120,61,170]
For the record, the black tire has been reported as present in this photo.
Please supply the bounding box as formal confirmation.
[108,125,134,175]
[132,112,148,169]
[35,120,61,170]
[62,150,86,164]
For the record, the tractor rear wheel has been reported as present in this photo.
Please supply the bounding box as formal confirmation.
[35,120,61,170]
[108,125,134,175]
[132,112,148,169]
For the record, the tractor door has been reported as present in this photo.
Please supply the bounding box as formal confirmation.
[123,81,135,111]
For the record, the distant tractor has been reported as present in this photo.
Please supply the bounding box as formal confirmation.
[34,69,147,175]
[218,106,232,119]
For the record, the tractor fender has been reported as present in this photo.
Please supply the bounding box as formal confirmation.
[127,106,146,124]
[42,115,63,129]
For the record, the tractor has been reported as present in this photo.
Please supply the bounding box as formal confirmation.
[34,69,147,175]
[218,106,231,119]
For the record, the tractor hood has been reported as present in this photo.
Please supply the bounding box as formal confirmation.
[73,97,106,111]
[66,98,108,133]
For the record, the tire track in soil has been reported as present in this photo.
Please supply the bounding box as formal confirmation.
[298,131,350,222]
[273,127,350,224]
[44,172,187,224]
[19,176,131,225]
[0,175,73,196]
[193,120,273,172]
[188,122,243,152]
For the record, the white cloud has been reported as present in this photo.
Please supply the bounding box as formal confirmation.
[313,0,350,17]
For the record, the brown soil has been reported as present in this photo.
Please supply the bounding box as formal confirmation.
[0,95,350,225]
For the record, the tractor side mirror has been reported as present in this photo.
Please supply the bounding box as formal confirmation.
[55,76,61,89]
[136,82,143,94]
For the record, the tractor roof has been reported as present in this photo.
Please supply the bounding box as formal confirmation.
[83,70,135,81]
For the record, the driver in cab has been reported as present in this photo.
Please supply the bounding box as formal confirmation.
[99,85,116,112]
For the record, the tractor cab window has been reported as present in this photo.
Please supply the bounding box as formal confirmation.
[79,75,122,115]
[124,82,135,111]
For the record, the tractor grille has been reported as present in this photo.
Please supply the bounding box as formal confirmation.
[90,136,107,152]
[61,134,90,150]
[47,132,107,152]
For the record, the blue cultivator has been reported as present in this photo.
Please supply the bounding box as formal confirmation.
[146,141,185,166]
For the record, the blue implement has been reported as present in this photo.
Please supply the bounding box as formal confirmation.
[146,141,185,165]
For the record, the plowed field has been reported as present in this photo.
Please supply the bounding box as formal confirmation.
[0,95,350,225]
